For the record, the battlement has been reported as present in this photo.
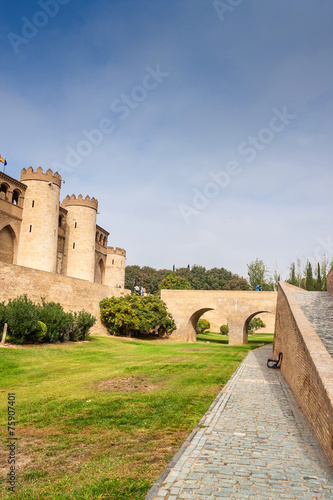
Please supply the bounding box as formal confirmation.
[107,246,126,257]
[20,167,62,188]
[61,194,98,211]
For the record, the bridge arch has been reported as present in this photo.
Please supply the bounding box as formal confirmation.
[187,308,214,342]
[242,310,275,343]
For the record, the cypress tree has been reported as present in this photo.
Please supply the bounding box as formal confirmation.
[306,262,315,291]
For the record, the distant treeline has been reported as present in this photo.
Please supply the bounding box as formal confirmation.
[125,265,249,294]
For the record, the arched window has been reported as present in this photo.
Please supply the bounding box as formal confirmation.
[96,232,99,242]
[58,215,63,228]
[12,189,20,206]
[103,236,107,247]
[0,183,9,201]
[99,234,103,245]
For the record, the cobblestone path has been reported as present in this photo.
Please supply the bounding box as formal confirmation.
[292,291,333,357]
[146,345,333,499]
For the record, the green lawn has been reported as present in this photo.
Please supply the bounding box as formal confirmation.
[0,334,273,499]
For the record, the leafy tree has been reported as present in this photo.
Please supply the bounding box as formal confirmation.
[100,295,175,337]
[126,264,249,293]
[196,319,210,334]
[227,275,249,290]
[248,317,266,332]
[247,258,271,290]
[158,273,192,291]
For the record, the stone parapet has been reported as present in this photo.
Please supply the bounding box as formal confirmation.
[62,194,98,211]
[21,167,62,188]
[107,246,126,257]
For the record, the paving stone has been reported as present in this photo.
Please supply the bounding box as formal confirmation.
[146,346,333,500]
[293,291,333,357]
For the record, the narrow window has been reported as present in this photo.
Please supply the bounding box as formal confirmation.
[73,243,75,249]
[29,225,32,232]
[32,200,34,207]
[112,259,114,265]
[74,222,77,228]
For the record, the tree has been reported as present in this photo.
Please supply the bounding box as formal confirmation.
[100,295,176,338]
[305,261,315,291]
[315,262,323,291]
[248,317,266,332]
[158,273,192,291]
[247,258,270,290]
[287,262,297,286]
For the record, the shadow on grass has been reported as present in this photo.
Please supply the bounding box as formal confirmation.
[197,332,274,346]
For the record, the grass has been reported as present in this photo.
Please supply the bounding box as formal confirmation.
[0,333,273,499]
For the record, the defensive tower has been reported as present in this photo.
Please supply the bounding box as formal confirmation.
[61,194,98,282]
[105,247,126,288]
[17,167,61,273]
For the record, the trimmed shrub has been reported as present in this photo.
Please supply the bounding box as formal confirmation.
[196,319,210,334]
[6,295,40,344]
[36,321,47,341]
[220,324,229,335]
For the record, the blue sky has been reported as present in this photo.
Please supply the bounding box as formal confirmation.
[1,0,333,279]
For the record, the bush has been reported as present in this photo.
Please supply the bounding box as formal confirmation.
[6,295,41,344]
[69,311,96,341]
[100,295,175,337]
[220,324,229,335]
[3,295,96,344]
[38,300,73,343]
[197,319,210,334]
[0,302,6,332]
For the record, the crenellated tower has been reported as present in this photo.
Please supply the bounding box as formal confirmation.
[17,167,61,273]
[61,194,98,282]
[105,246,126,288]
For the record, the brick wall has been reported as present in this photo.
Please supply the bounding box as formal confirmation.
[273,282,333,466]
[0,261,129,335]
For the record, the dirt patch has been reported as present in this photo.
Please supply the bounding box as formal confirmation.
[97,376,163,393]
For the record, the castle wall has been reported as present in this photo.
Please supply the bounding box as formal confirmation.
[105,247,126,288]
[62,197,97,282]
[0,261,128,335]
[17,169,61,273]
[1,168,126,291]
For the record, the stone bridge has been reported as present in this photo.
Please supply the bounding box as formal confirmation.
[161,289,277,344]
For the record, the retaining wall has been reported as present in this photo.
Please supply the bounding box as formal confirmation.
[273,282,333,466]
[0,261,128,335]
